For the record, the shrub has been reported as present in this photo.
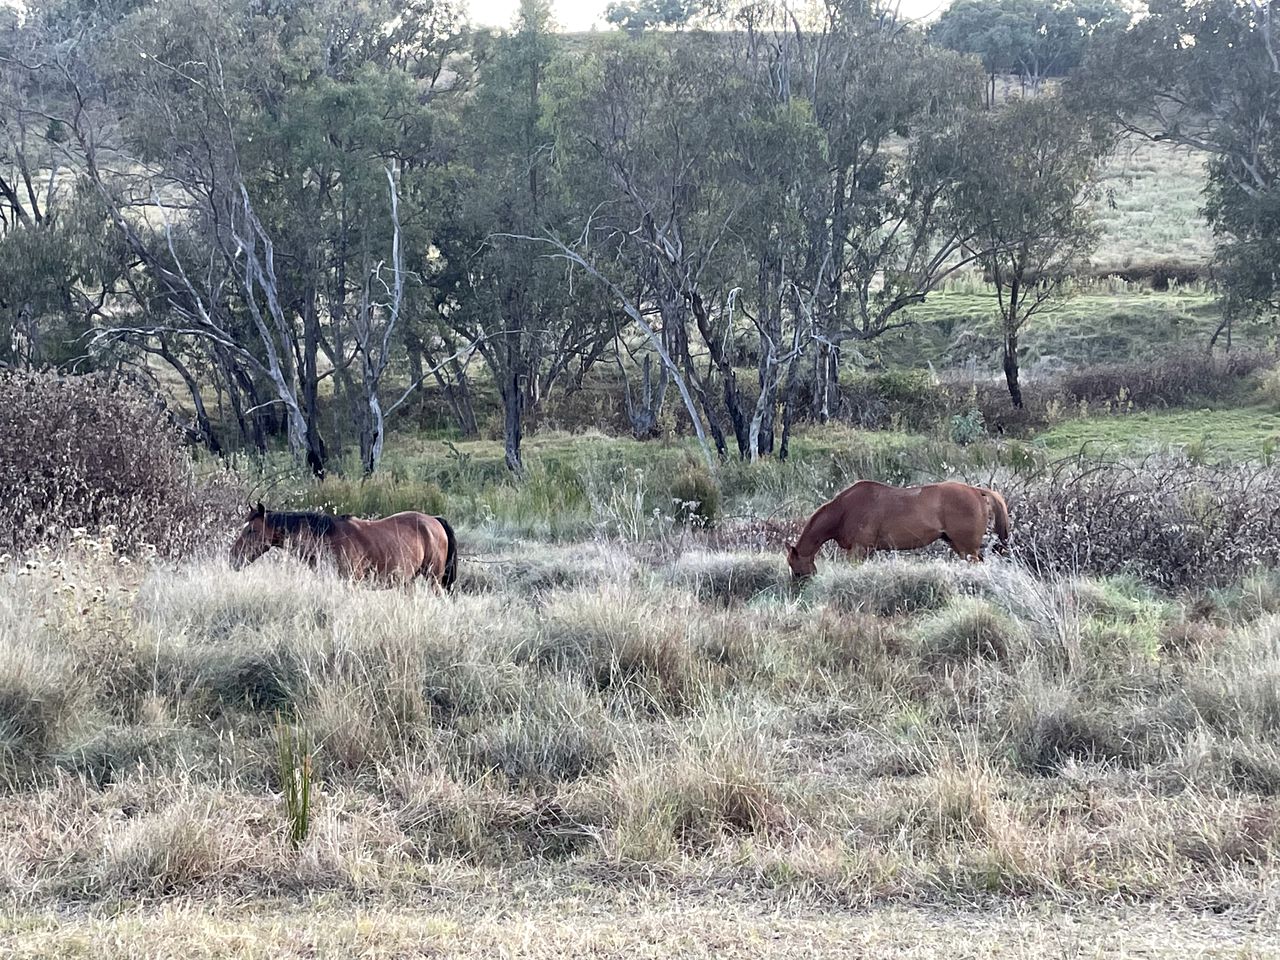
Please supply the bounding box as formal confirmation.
[0,370,241,557]
[949,407,986,446]
[840,370,946,430]
[670,463,721,527]
[999,456,1280,589]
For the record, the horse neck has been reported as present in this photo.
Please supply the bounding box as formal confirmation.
[796,502,839,558]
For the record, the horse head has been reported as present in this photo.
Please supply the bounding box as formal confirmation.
[229,502,273,570]
[785,542,816,579]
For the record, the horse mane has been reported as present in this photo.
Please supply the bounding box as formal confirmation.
[265,510,350,536]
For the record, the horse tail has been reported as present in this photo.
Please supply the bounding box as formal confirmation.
[436,516,458,591]
[981,489,1011,556]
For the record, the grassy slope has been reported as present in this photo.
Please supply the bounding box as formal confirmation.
[1091,138,1215,271]
[1036,405,1280,461]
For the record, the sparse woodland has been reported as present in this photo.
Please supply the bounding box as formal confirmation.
[3,0,1280,955]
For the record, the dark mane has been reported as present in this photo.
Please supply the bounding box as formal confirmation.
[264,510,349,536]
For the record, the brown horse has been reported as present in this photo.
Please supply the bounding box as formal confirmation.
[230,503,458,590]
[785,480,1010,578]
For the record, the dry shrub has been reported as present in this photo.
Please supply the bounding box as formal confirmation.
[0,370,241,558]
[1000,455,1280,589]
[668,551,788,604]
[1052,350,1271,410]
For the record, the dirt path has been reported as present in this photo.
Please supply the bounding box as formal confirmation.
[3,896,1276,959]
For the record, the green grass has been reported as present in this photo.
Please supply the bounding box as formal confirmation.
[1091,138,1214,272]
[872,288,1229,372]
[1034,405,1280,462]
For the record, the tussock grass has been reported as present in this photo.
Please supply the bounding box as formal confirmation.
[98,800,225,898]
[668,550,789,604]
[0,624,83,782]
[813,557,957,616]
[912,598,1023,665]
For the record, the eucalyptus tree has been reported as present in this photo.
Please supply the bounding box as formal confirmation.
[774,1,986,422]
[1081,0,1280,339]
[952,96,1111,406]
[439,0,614,473]
[13,0,466,474]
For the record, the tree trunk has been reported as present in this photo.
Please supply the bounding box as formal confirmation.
[777,344,804,462]
[157,342,221,456]
[301,291,327,478]
[502,372,524,474]
[1003,331,1022,408]
[1003,276,1023,408]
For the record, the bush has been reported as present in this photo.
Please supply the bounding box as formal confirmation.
[949,407,986,446]
[999,456,1280,589]
[0,371,240,557]
[840,370,946,431]
[670,464,721,527]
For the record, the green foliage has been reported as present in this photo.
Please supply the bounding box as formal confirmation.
[929,0,1126,85]
[276,715,314,849]
[605,0,702,34]
[949,407,987,446]
[669,463,720,527]
[1082,0,1280,326]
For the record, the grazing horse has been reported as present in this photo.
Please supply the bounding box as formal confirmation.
[230,503,458,591]
[785,480,1010,578]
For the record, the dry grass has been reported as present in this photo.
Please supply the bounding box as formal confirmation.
[3,541,1280,950]
[4,895,1274,959]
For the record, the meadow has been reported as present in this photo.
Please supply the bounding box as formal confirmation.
[4,528,1280,957]
[5,120,1280,959]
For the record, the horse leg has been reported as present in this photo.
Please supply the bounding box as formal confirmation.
[942,531,981,562]
[847,544,873,563]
